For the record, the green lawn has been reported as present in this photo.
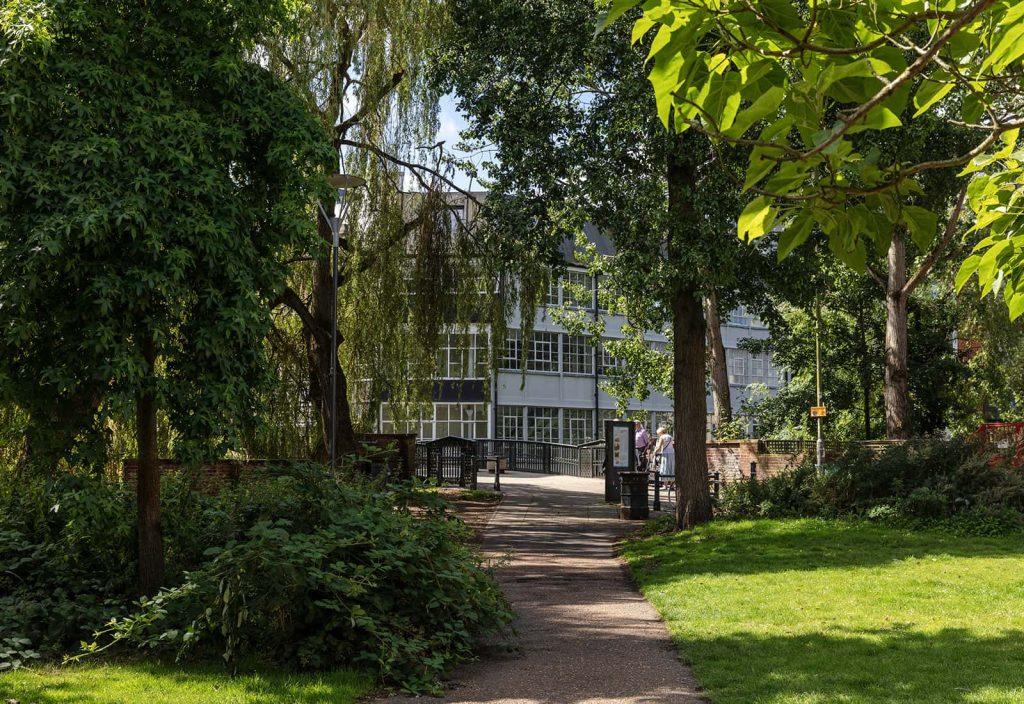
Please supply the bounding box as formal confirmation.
[624,518,1024,704]
[0,662,372,704]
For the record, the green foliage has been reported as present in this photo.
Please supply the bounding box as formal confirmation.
[717,439,1024,535]
[0,0,332,467]
[0,467,511,690]
[613,0,1024,317]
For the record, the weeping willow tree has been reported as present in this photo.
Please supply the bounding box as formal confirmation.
[256,0,485,458]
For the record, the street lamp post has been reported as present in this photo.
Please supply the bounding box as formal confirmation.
[318,173,366,470]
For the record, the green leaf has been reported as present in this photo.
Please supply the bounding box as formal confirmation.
[597,0,645,34]
[901,206,938,250]
[744,147,778,191]
[737,196,776,243]
[955,254,982,291]
[912,71,954,117]
[777,210,814,260]
[847,106,902,134]
[724,86,785,139]
[701,71,742,133]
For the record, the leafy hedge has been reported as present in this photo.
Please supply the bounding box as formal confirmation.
[717,439,1024,535]
[0,465,511,691]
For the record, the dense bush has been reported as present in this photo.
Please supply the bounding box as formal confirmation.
[717,439,1024,534]
[0,465,511,691]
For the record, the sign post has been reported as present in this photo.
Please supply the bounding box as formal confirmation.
[604,419,635,503]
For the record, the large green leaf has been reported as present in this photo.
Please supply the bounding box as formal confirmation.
[723,86,785,139]
[737,196,776,243]
[777,210,814,260]
[902,205,938,250]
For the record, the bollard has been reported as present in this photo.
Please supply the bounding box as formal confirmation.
[494,463,500,491]
[750,461,757,481]
[652,469,661,512]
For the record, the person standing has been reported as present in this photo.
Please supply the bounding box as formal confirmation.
[634,420,651,472]
[653,425,675,490]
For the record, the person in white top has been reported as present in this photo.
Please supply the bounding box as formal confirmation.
[653,425,675,489]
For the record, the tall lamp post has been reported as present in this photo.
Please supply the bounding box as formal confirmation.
[317,173,366,469]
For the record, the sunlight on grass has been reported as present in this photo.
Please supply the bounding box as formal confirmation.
[0,661,372,704]
[624,519,1024,704]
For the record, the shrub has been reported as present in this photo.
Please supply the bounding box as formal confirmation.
[716,438,1024,535]
[1,465,511,691]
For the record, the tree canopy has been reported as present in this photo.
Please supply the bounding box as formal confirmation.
[606,0,1024,317]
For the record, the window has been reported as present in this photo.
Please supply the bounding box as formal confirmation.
[448,204,466,233]
[527,332,559,372]
[562,335,594,375]
[381,402,487,440]
[471,332,488,377]
[729,352,747,384]
[599,339,625,375]
[751,357,764,379]
[596,409,621,439]
[650,412,673,435]
[562,408,593,445]
[437,334,468,378]
[766,359,779,383]
[545,279,560,307]
[501,331,522,371]
[562,271,592,309]
[496,405,524,440]
[731,306,751,327]
[527,407,559,443]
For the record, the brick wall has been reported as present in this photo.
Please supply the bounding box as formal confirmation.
[705,440,809,482]
[121,459,270,488]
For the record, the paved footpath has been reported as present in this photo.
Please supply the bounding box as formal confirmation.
[375,472,706,704]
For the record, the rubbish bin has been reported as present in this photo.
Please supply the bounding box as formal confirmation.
[618,471,650,520]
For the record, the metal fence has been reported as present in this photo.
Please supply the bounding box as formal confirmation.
[415,437,606,483]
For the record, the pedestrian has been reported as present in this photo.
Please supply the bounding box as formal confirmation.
[634,420,651,472]
[653,424,675,491]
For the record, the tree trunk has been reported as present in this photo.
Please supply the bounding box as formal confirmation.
[705,291,731,433]
[884,231,911,440]
[310,252,358,461]
[858,297,872,440]
[673,286,713,528]
[667,140,712,529]
[136,333,165,596]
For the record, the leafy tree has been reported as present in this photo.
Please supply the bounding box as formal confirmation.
[608,0,1024,437]
[437,0,800,526]
[0,0,330,593]
[261,0,483,458]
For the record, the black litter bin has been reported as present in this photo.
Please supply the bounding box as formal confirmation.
[618,471,650,520]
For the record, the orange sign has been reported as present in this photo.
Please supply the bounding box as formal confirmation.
[810,406,827,418]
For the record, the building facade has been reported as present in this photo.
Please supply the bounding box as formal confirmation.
[377,224,786,443]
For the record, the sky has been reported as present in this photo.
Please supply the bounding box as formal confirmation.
[433,94,490,191]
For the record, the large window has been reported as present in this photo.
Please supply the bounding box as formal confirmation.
[562,335,594,375]
[562,408,593,445]
[496,405,524,440]
[436,332,488,379]
[729,352,747,384]
[527,407,559,442]
[501,331,522,371]
[545,279,561,307]
[527,332,560,372]
[751,356,764,379]
[562,271,592,309]
[599,339,625,375]
[380,402,487,440]
[596,408,621,439]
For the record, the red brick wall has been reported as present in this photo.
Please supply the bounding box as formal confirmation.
[706,441,808,482]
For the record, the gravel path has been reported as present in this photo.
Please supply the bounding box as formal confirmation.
[375,472,706,704]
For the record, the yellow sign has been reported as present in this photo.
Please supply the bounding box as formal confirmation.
[810,406,827,418]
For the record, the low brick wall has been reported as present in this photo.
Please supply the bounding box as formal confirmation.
[121,459,270,487]
[706,440,809,482]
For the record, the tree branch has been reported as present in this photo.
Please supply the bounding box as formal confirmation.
[271,286,323,345]
[338,139,483,205]
[903,184,969,296]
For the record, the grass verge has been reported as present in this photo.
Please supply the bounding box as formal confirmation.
[623,518,1024,704]
[0,661,372,704]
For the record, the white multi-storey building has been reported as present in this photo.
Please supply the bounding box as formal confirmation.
[377,219,785,443]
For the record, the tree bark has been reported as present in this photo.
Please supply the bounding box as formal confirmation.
[884,231,911,440]
[667,140,713,529]
[136,333,165,596]
[705,291,731,433]
[673,286,713,528]
[858,297,872,440]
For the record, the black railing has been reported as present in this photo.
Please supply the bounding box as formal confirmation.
[416,437,606,483]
